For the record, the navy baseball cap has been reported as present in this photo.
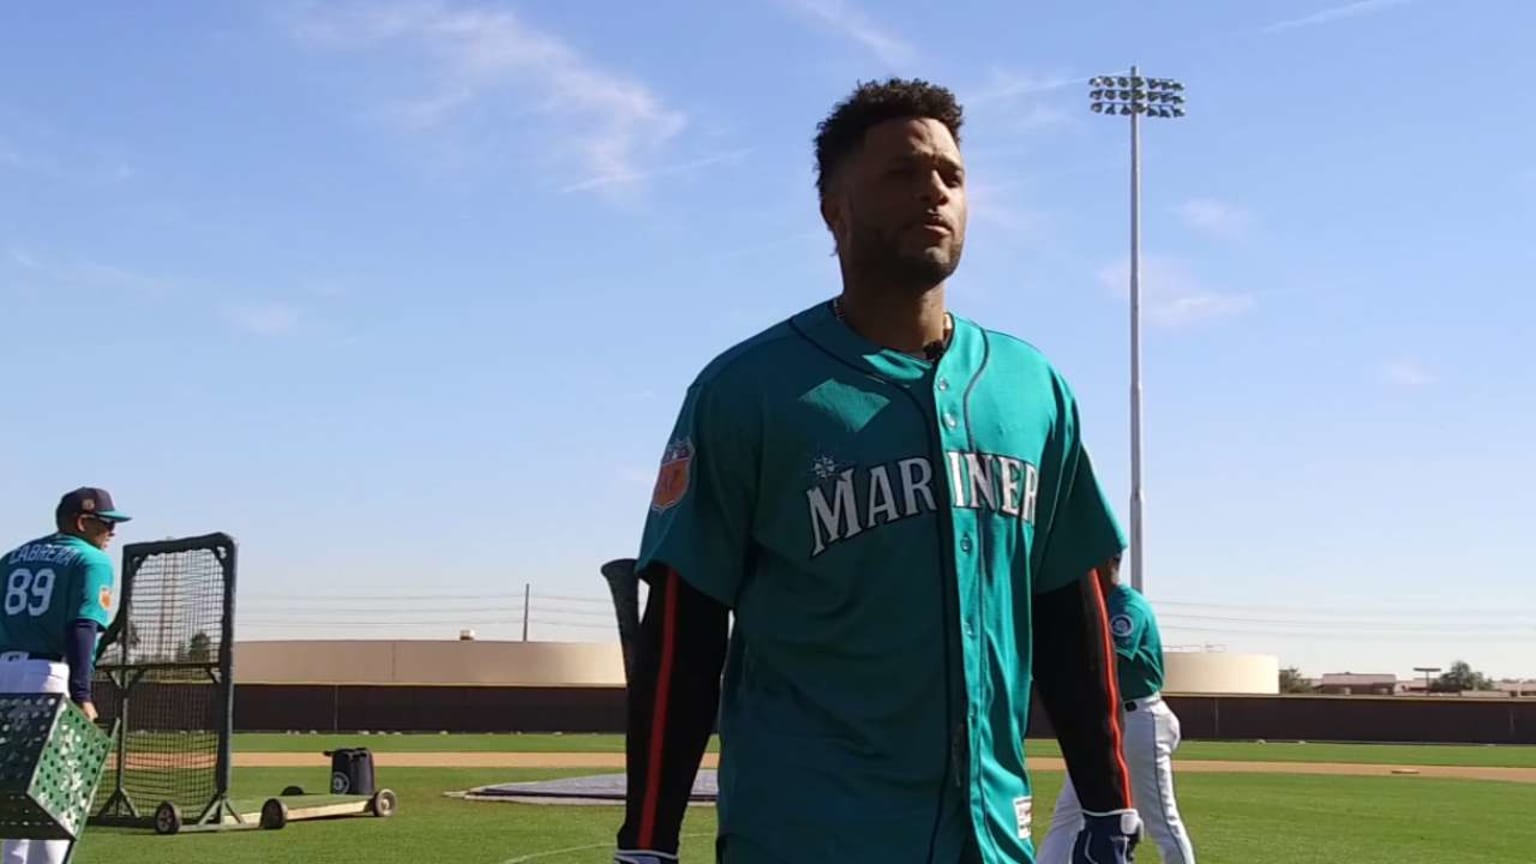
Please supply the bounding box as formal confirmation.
[57,487,131,523]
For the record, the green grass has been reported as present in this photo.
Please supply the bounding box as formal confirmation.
[230,732,1536,768]
[69,765,1536,864]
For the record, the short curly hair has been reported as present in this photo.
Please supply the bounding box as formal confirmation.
[814,78,964,199]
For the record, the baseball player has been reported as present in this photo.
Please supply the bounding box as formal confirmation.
[0,488,128,864]
[1037,556,1195,863]
[613,79,1141,864]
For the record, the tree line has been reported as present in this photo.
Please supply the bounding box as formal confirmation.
[1279,660,1499,694]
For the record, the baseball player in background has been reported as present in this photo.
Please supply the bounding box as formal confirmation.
[1037,555,1195,863]
[614,79,1142,863]
[0,488,127,864]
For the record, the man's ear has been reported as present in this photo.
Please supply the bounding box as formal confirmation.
[820,192,845,256]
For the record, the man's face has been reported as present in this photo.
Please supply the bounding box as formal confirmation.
[824,116,968,290]
[78,515,119,550]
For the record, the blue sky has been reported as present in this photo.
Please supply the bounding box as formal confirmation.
[3,0,1532,679]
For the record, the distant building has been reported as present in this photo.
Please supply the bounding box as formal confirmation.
[1492,680,1536,698]
[1316,672,1399,696]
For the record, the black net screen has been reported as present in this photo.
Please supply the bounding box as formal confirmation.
[92,535,235,822]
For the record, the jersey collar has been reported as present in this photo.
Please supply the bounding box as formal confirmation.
[791,298,980,386]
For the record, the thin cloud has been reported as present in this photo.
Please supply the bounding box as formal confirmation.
[782,0,915,66]
[3,248,170,300]
[7,247,41,270]
[967,180,1049,235]
[558,147,752,194]
[294,1,690,192]
[1383,359,1437,387]
[0,137,129,185]
[224,302,304,336]
[1097,257,1255,327]
[961,71,1085,139]
[1176,198,1254,239]
[965,70,1088,107]
[1261,0,1416,33]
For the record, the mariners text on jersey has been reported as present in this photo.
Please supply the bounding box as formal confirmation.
[807,450,1040,556]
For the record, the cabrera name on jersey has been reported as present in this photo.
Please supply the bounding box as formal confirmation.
[1,536,116,655]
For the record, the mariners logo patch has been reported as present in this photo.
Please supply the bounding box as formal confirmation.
[650,437,693,512]
[1110,614,1134,638]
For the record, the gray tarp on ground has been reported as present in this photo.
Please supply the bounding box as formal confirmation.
[460,770,719,806]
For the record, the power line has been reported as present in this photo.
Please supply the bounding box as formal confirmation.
[1157,612,1536,633]
[1154,600,1533,619]
[1161,624,1532,641]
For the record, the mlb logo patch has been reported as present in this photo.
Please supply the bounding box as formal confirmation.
[650,437,693,513]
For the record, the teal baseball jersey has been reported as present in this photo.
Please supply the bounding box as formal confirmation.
[638,300,1126,863]
[0,534,116,655]
[1107,584,1164,701]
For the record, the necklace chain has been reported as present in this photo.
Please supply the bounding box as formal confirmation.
[832,296,953,354]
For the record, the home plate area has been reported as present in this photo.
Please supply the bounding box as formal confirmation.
[457,770,719,806]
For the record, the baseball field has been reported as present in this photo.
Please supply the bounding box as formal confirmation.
[65,734,1536,863]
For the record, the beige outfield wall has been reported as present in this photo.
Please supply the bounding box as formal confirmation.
[235,640,1279,694]
[233,640,628,686]
[1164,651,1280,695]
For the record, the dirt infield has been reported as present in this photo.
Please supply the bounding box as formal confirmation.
[231,751,1536,783]
[121,752,219,770]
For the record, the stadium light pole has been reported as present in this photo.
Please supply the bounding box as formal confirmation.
[1089,66,1185,594]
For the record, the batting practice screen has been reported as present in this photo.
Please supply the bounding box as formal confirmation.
[92,533,237,828]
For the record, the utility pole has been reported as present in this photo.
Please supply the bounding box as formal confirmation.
[522,583,531,642]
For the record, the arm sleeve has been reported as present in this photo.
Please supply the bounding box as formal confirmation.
[1029,371,1133,814]
[64,620,101,704]
[616,566,730,855]
[73,554,115,629]
[1032,571,1135,815]
[619,376,754,854]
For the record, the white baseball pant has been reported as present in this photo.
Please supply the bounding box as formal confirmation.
[0,652,73,864]
[1035,693,1196,864]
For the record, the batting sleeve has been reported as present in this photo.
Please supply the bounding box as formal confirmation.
[1032,571,1135,816]
[636,375,757,608]
[64,620,101,703]
[619,375,753,855]
[616,565,730,856]
[73,553,115,629]
[1031,374,1126,595]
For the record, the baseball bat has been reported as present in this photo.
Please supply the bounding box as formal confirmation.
[600,557,642,686]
